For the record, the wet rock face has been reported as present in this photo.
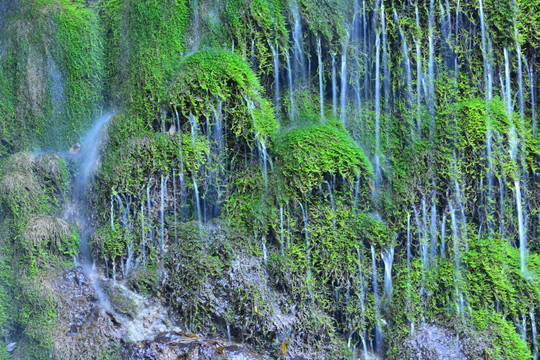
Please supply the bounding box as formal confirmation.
[49,267,124,359]
[402,324,487,360]
[59,267,99,335]
[120,331,265,360]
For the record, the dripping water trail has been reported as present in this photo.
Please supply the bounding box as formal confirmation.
[66,113,115,310]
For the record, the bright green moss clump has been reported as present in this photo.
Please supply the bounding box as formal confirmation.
[277,123,373,194]
[168,49,278,141]
[103,0,189,119]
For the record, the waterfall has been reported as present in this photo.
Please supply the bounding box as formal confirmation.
[286,49,295,120]
[64,113,115,310]
[525,59,537,136]
[531,309,538,360]
[406,213,413,330]
[172,170,177,241]
[160,175,168,256]
[280,206,285,256]
[413,204,426,293]
[191,0,200,51]
[515,180,527,273]
[394,9,413,133]
[140,202,146,265]
[192,177,203,235]
[332,53,337,117]
[515,27,525,127]
[421,197,429,269]
[290,0,306,87]
[356,247,368,359]
[371,244,383,355]
[441,212,447,258]
[374,34,381,197]
[298,201,312,298]
[270,43,280,113]
[351,0,362,113]
[340,31,349,125]
[382,246,394,298]
[449,200,464,315]
[317,37,324,120]
[415,6,423,133]
[251,39,256,70]
[521,313,527,341]
[362,1,368,102]
[73,113,114,266]
[430,200,437,261]
[381,4,390,117]
[427,0,436,138]
[504,48,527,273]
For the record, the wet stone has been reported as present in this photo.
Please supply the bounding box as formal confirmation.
[120,331,265,360]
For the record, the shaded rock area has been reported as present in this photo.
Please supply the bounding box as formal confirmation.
[47,267,125,359]
[163,224,343,359]
[32,266,269,359]
[120,331,266,360]
[402,324,488,360]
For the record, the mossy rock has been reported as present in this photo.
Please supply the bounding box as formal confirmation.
[23,214,78,257]
[101,281,138,319]
[0,0,105,153]
[127,266,159,295]
[33,152,68,193]
[276,123,373,195]
[103,130,210,194]
[167,48,278,142]
[0,171,44,216]
[1,151,36,174]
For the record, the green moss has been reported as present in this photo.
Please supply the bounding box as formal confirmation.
[103,0,189,119]
[471,309,532,360]
[33,153,69,198]
[276,122,372,195]
[23,215,79,259]
[0,0,105,154]
[164,222,228,331]
[101,282,138,319]
[168,48,278,141]
[222,0,287,77]
[300,0,350,46]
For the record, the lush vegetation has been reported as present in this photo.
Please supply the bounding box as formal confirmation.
[0,0,539,359]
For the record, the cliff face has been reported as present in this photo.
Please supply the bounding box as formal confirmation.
[0,0,539,359]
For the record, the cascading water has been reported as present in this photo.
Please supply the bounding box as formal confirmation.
[374,34,381,197]
[7,1,540,358]
[382,246,394,299]
[290,0,306,88]
[531,309,538,360]
[371,244,383,355]
[66,113,115,308]
[340,31,349,125]
[427,0,436,138]
[317,37,324,120]
[270,43,280,112]
[414,5,423,134]
[394,9,413,135]
[285,49,295,120]
[332,53,337,117]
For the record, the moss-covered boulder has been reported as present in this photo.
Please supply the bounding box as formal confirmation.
[33,153,68,193]
[276,123,373,195]
[23,215,78,258]
[1,151,36,173]
[0,171,44,217]
[168,49,278,141]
